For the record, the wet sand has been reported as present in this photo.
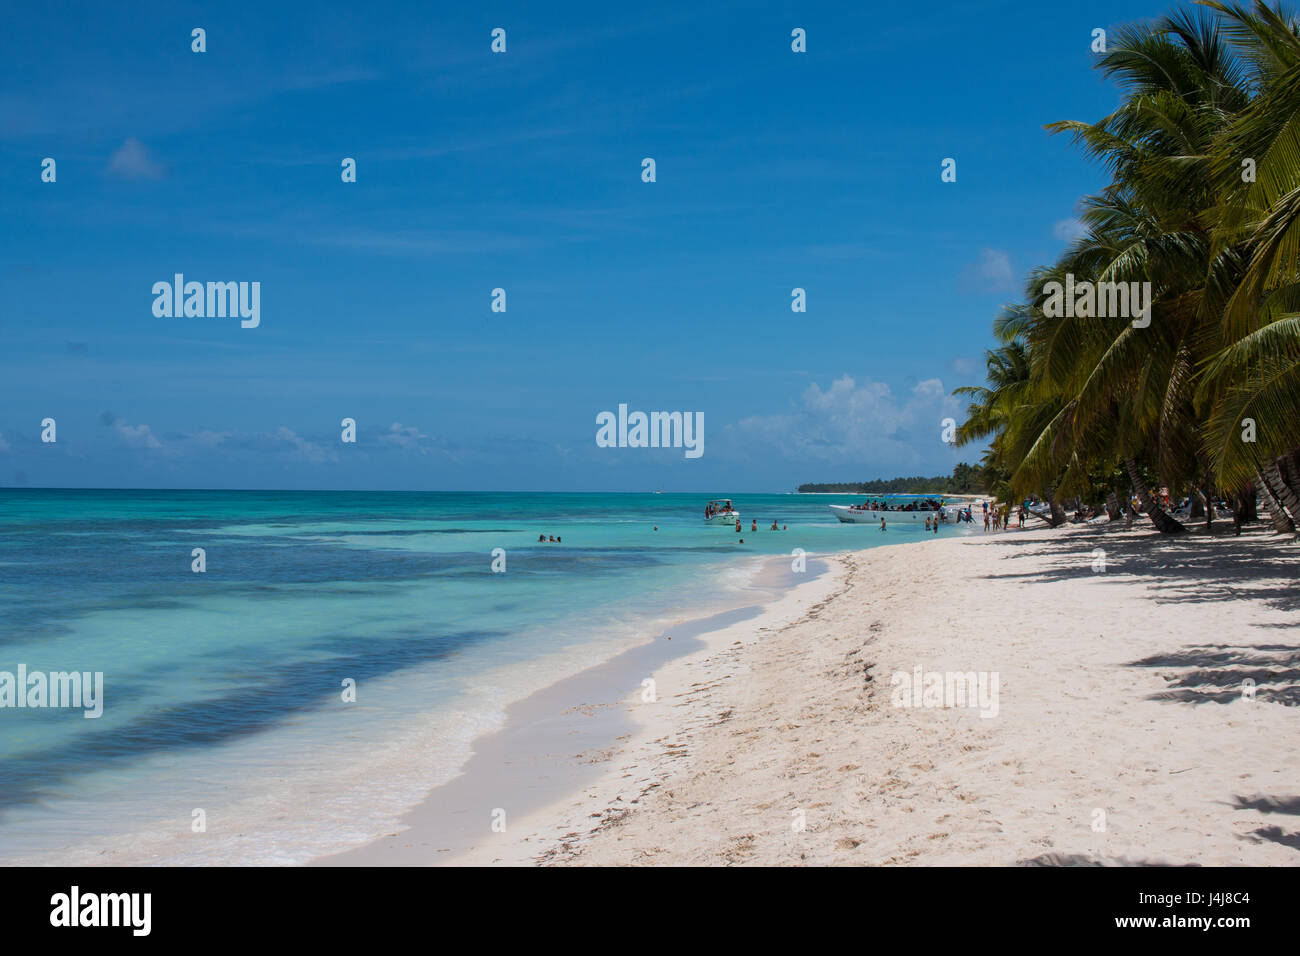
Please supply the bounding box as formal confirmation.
[315,556,831,864]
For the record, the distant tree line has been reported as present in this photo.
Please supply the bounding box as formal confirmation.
[798,462,984,495]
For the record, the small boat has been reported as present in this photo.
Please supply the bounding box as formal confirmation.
[704,499,740,523]
[829,497,951,524]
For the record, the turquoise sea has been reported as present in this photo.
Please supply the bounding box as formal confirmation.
[0,489,967,864]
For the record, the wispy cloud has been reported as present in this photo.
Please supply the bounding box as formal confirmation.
[264,427,336,465]
[960,248,1015,293]
[1053,218,1088,242]
[305,227,543,255]
[100,412,162,449]
[211,221,569,256]
[377,422,432,452]
[106,137,165,180]
[251,125,577,167]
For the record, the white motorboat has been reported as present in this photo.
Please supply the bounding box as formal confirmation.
[829,497,952,523]
[704,499,740,524]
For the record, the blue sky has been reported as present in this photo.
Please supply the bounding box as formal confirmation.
[0,0,1169,491]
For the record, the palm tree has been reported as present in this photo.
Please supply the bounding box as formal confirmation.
[1199,1,1300,529]
[953,311,1069,525]
[956,2,1300,538]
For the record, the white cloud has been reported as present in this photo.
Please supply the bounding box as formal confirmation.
[1053,218,1088,242]
[188,429,229,447]
[960,248,1015,293]
[107,137,165,180]
[911,377,945,399]
[113,421,162,449]
[268,426,335,464]
[378,422,430,451]
[733,374,961,470]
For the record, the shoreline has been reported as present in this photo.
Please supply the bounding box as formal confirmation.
[312,552,839,865]
[447,521,1299,866]
[3,548,814,867]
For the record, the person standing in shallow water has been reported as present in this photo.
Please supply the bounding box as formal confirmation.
[879,517,886,532]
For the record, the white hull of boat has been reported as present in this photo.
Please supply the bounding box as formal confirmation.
[706,511,740,524]
[829,505,949,524]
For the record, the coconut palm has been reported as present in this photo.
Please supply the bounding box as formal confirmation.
[955,3,1300,536]
[1198,1,1300,527]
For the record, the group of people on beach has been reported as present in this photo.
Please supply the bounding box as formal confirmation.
[979,501,1027,531]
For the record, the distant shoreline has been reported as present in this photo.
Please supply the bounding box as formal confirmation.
[797,491,985,500]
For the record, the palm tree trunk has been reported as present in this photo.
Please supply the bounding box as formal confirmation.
[1236,484,1257,522]
[1231,484,1256,535]
[1045,487,1066,527]
[1105,490,1122,521]
[1262,459,1300,529]
[1124,457,1187,534]
[1279,455,1300,507]
[1256,471,1294,533]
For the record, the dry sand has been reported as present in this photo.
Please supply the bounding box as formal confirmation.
[447,521,1300,866]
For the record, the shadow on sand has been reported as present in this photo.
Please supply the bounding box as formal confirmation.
[977,522,1299,857]
[969,523,1299,705]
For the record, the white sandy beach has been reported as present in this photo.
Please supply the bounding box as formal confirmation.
[423,521,1300,866]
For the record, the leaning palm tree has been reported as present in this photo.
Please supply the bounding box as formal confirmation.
[956,1,1300,537]
[1199,1,1300,530]
[1021,5,1256,533]
[954,309,1070,525]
